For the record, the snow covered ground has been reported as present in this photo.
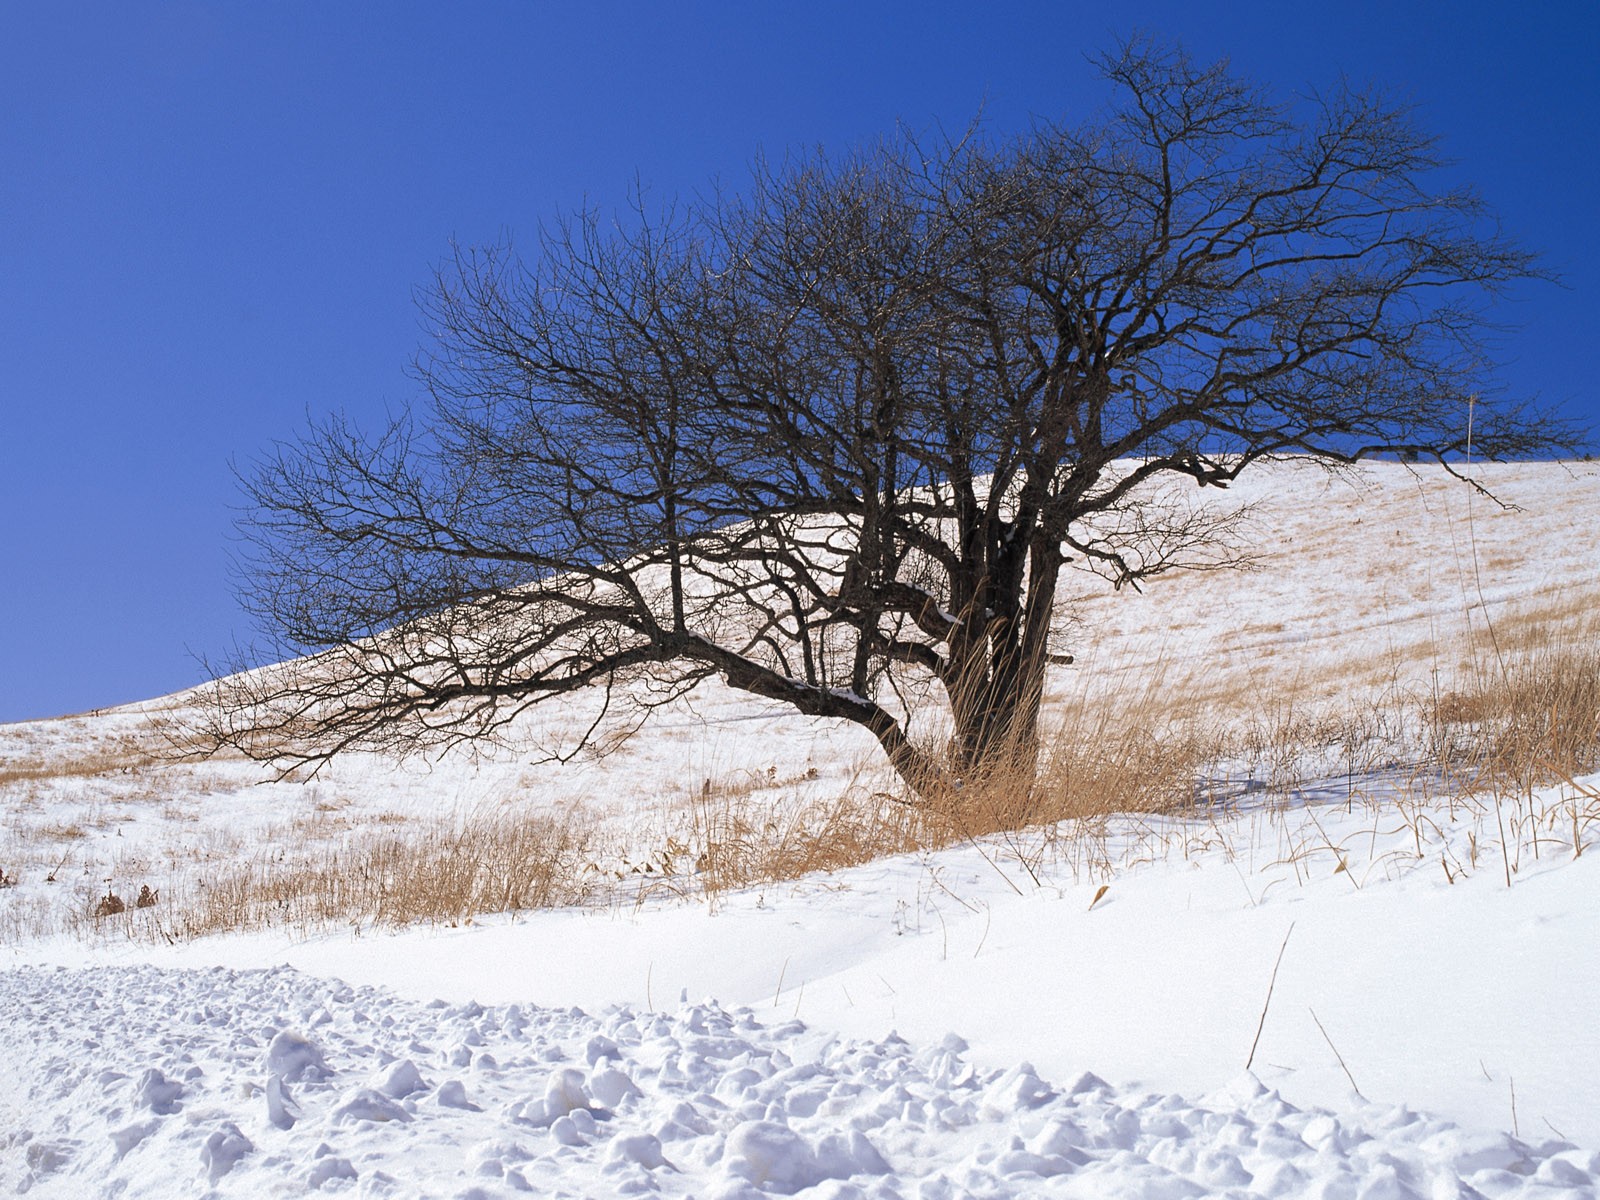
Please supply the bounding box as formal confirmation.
[8,784,1600,1198]
[3,459,1600,1197]
[3,954,1594,1199]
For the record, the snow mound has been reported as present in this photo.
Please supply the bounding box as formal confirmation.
[0,963,1592,1198]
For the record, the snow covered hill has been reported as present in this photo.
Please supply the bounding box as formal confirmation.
[3,458,1599,1197]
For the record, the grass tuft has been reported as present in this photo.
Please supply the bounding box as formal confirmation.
[121,808,596,940]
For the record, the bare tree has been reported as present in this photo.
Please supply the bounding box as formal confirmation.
[207,39,1576,797]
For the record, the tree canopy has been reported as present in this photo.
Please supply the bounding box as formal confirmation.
[208,39,1575,796]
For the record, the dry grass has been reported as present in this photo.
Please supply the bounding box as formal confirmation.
[0,732,161,788]
[25,631,1600,944]
[1429,641,1600,794]
[73,602,1600,942]
[684,776,923,901]
[89,807,596,942]
[892,599,1600,889]
[8,535,1600,943]
[82,768,923,939]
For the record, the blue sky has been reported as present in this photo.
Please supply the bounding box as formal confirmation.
[2,1,1596,723]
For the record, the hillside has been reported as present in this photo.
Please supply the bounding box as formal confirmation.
[2,457,1599,1197]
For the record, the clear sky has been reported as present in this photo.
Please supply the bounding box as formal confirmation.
[2,1,1596,723]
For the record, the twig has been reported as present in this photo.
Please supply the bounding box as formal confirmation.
[1245,922,1296,1072]
[1228,857,1260,908]
[1463,394,1509,683]
[1309,1007,1362,1097]
[1494,794,1513,888]
[947,812,1026,897]
[45,851,71,884]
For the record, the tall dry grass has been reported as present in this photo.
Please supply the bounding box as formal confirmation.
[90,808,595,942]
[1429,641,1600,794]
[82,616,1600,941]
[683,772,923,901]
[894,602,1600,884]
[14,580,1600,944]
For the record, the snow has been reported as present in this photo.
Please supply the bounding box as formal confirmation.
[4,956,1595,1198]
[3,458,1600,1197]
[7,786,1599,1198]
